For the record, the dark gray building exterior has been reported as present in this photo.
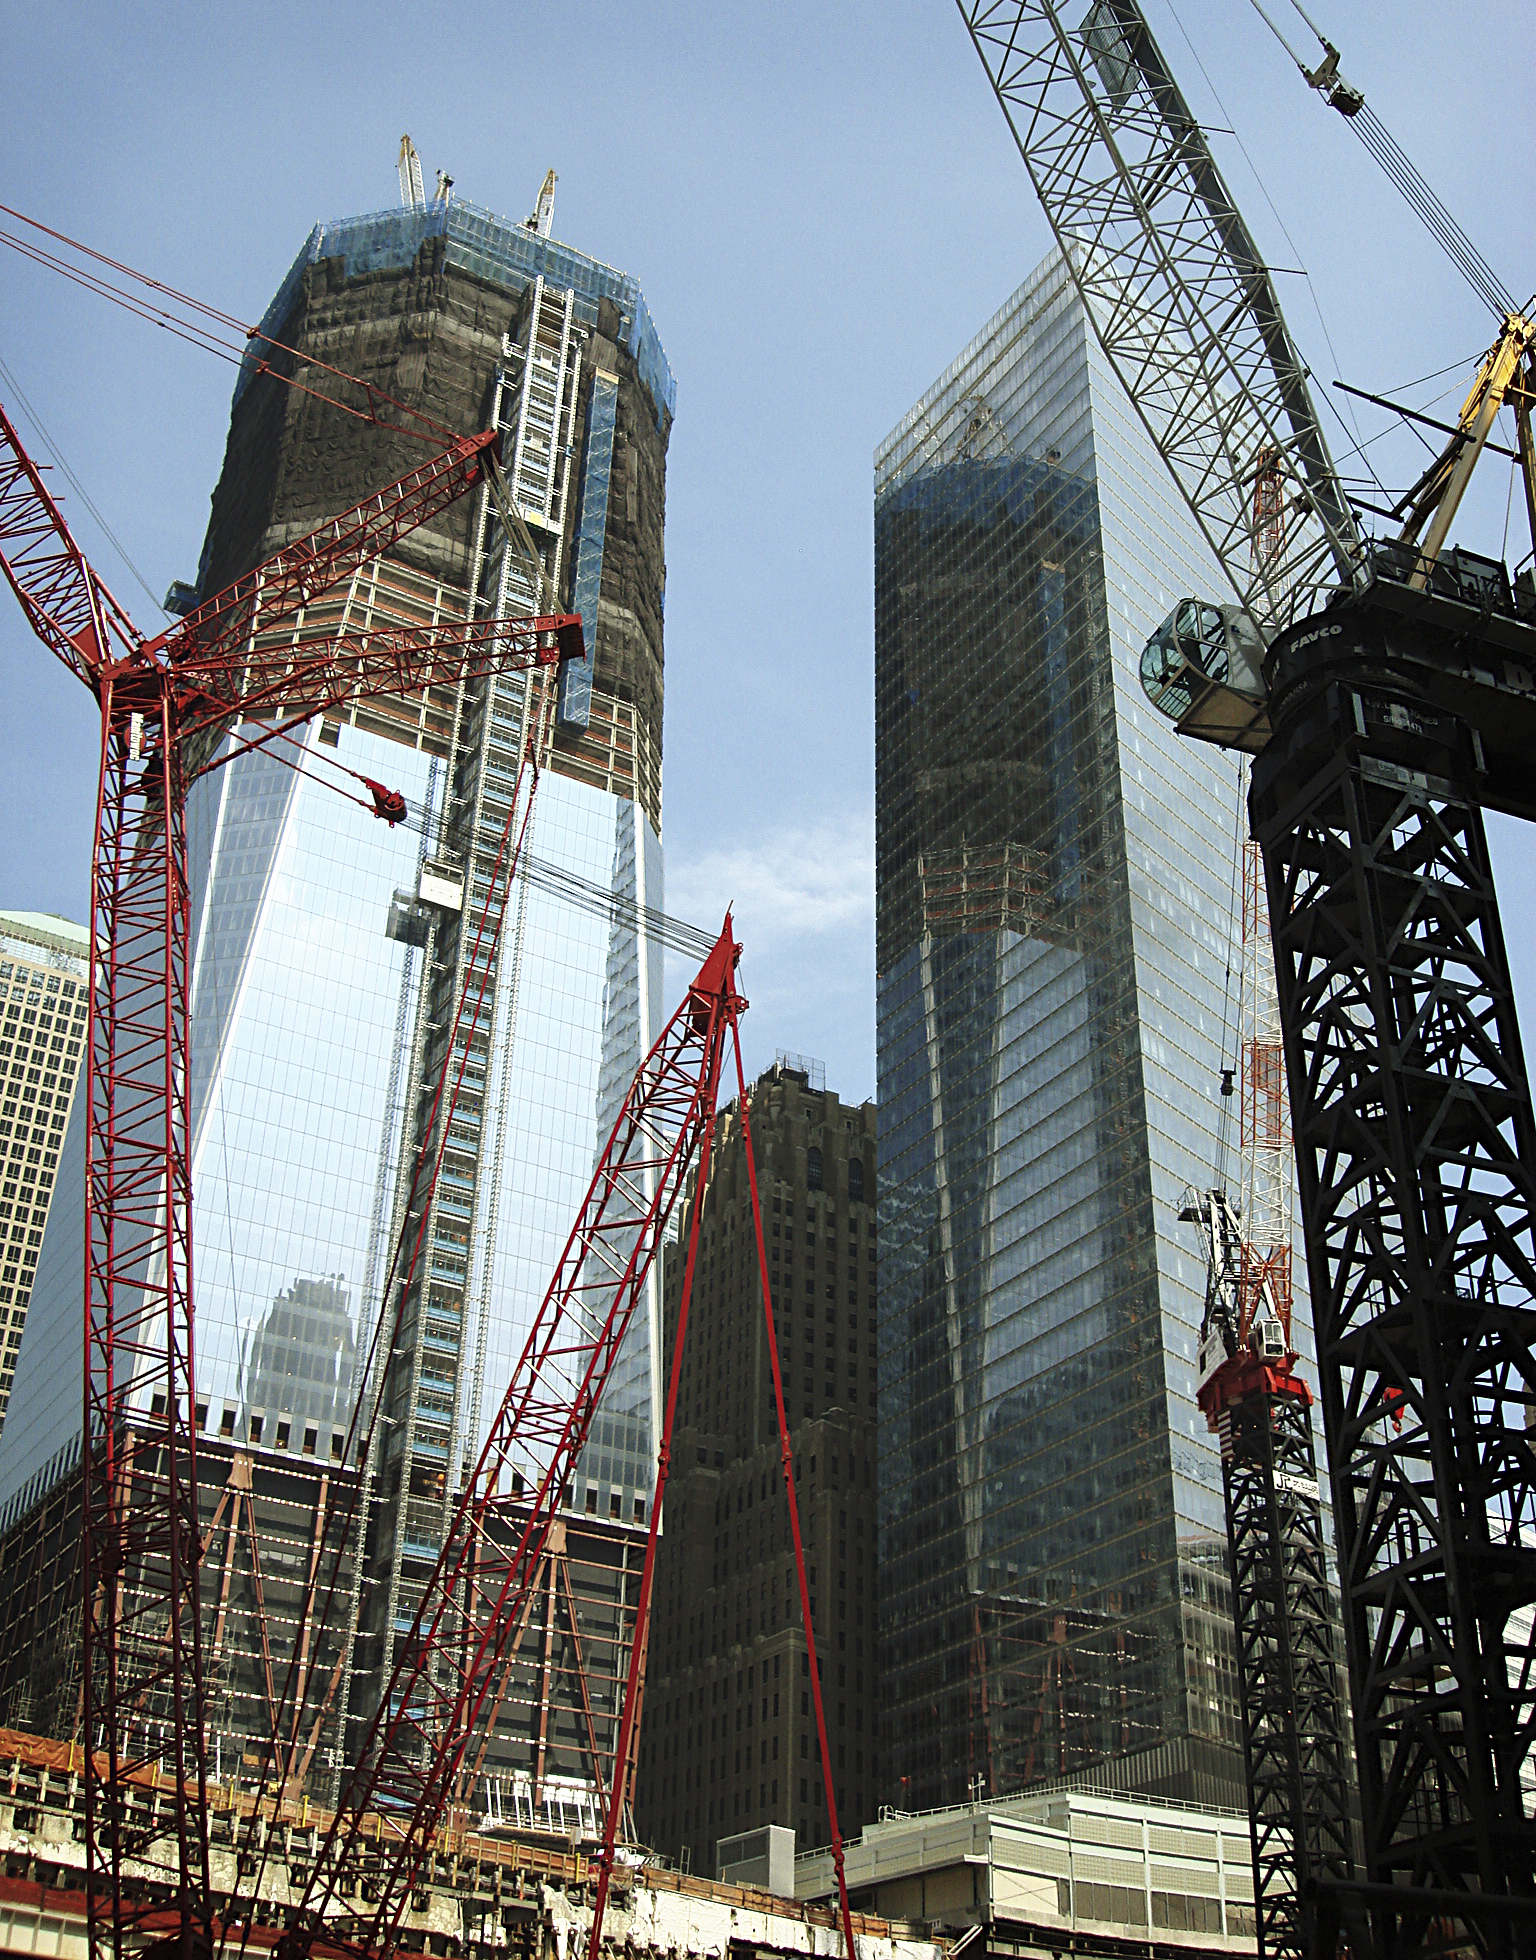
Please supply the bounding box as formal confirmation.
[636,1061,878,1871]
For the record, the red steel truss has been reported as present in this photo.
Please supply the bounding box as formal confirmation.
[0,397,583,1960]
[271,918,858,1960]
[232,693,552,1883]
[276,918,744,1956]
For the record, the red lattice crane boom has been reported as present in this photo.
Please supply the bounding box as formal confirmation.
[271,918,859,1960]
[0,397,583,1960]
[275,920,743,1958]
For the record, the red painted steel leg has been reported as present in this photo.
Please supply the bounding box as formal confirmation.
[732,1023,857,1960]
[81,674,212,1960]
[584,1025,728,1960]
[581,1009,858,1960]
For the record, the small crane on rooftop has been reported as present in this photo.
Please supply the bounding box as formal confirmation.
[396,135,425,213]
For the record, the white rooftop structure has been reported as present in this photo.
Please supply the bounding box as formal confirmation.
[797,1788,1257,1953]
[0,913,89,965]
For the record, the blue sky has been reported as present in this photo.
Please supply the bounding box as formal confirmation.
[2,1,1532,1101]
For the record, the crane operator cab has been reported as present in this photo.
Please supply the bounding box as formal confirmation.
[1252,1314,1288,1361]
[1140,599,1272,753]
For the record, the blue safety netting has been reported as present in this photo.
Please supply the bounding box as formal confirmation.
[234,198,675,434]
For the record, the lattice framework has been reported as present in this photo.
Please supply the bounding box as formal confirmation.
[959,0,1361,632]
[1222,1387,1354,1960]
[1253,671,1536,1950]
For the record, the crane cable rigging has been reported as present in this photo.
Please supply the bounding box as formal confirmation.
[0,207,719,947]
[1243,0,1520,321]
[0,201,462,446]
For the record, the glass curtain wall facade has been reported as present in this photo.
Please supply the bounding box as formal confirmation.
[0,915,89,1439]
[0,198,672,1790]
[874,249,1320,1814]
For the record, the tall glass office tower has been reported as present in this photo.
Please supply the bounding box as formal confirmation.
[874,249,1319,1815]
[0,189,672,1766]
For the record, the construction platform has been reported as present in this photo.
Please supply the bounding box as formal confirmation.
[0,1727,942,1960]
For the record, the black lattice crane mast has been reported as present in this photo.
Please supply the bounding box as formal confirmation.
[1186,389,1536,1958]
[961,3,1536,1954]
[1180,834,1352,1960]
[0,398,583,1960]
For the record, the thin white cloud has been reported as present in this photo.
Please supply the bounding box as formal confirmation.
[663,819,877,1098]
[667,819,873,953]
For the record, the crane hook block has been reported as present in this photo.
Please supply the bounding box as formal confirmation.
[362,777,408,826]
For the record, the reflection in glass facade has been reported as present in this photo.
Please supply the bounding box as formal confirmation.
[0,203,673,1657]
[0,734,664,1494]
[244,1276,358,1441]
[874,250,1318,1814]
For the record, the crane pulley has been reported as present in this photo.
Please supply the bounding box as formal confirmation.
[1245,0,1517,323]
[1141,303,1536,756]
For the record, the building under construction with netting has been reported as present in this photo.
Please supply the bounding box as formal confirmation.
[0,165,675,1818]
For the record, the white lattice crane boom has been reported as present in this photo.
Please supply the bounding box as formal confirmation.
[960,0,1362,644]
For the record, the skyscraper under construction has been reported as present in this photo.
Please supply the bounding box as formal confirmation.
[873,248,1324,1817]
[0,169,673,1800]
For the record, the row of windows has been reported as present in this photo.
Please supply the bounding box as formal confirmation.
[1063,1880,1242,1936]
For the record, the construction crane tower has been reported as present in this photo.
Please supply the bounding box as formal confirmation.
[257,918,860,1960]
[961,3,1536,1954]
[0,396,583,1960]
[1179,831,1353,1960]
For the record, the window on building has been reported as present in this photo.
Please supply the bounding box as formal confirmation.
[848,1158,864,1202]
[807,1146,823,1191]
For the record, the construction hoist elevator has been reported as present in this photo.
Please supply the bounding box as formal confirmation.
[363,272,589,1719]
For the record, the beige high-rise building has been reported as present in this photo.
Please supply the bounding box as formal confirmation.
[0,913,89,1435]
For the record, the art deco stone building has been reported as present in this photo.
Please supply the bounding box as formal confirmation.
[636,1060,879,1871]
